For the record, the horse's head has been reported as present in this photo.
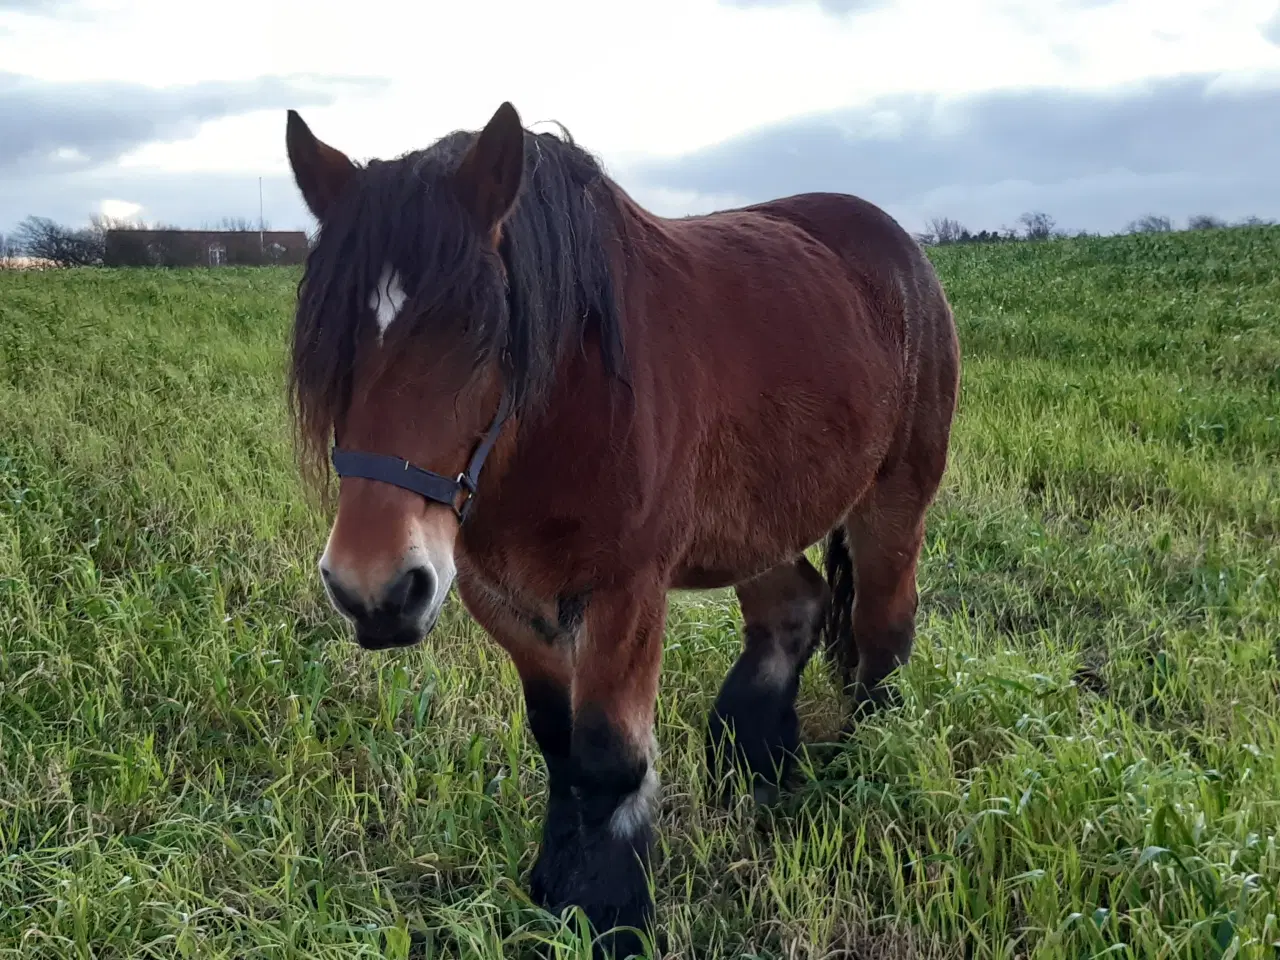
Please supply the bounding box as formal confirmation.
[285,103,527,650]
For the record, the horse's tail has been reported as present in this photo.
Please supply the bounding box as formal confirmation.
[820,525,856,690]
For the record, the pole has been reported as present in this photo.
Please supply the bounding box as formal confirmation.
[259,177,264,252]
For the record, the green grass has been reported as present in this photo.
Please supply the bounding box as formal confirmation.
[2,225,1278,959]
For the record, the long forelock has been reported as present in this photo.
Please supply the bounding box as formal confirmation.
[287,123,627,501]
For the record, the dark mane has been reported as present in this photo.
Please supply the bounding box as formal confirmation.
[287,124,628,497]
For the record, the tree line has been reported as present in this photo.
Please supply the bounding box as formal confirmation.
[2,208,1276,267]
[915,211,1275,246]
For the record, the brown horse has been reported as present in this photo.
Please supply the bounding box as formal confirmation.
[284,101,959,957]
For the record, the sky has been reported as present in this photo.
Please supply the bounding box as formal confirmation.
[2,0,1280,237]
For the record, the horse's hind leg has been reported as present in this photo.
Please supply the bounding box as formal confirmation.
[705,556,829,804]
[826,450,947,714]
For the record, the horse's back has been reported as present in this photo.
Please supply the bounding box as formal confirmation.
[735,191,961,471]
[739,191,928,276]
[738,190,951,341]
[654,189,955,423]
[631,190,957,586]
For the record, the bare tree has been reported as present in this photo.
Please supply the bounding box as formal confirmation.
[88,213,156,235]
[0,232,19,265]
[1187,214,1226,230]
[1126,214,1173,234]
[1234,215,1274,227]
[926,216,970,245]
[91,215,183,234]
[917,218,1016,246]
[1017,211,1058,241]
[203,216,270,232]
[12,215,104,267]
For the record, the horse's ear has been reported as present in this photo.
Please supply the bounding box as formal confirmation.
[455,102,525,234]
[286,110,356,222]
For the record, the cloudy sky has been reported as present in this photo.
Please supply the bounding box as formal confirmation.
[2,0,1280,237]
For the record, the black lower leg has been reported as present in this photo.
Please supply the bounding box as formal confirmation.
[542,704,655,958]
[523,679,580,907]
[706,622,814,804]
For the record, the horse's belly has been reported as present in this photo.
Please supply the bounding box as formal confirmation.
[671,509,841,590]
[671,476,870,590]
[669,394,888,588]
[670,563,761,591]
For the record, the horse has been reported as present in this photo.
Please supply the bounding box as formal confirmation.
[284,101,960,957]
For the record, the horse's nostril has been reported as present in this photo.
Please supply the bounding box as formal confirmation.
[324,572,366,621]
[321,563,437,649]
[388,565,436,619]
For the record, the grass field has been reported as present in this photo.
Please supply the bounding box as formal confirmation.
[2,225,1278,959]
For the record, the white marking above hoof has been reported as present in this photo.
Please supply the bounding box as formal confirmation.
[610,764,659,839]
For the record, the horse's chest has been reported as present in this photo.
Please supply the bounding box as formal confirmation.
[455,548,589,644]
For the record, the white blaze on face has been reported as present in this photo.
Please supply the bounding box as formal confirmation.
[369,263,407,338]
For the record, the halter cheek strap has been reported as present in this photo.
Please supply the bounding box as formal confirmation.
[329,389,514,523]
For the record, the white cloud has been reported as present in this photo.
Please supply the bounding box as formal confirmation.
[4,0,1279,170]
[99,198,142,220]
[631,71,1280,231]
[2,0,1279,228]
[622,185,754,218]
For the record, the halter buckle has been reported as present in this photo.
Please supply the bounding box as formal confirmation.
[454,472,477,522]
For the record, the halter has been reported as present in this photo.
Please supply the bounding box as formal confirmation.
[329,389,513,523]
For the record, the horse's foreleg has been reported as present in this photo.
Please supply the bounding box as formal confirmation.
[549,580,666,958]
[520,665,580,907]
[453,579,579,908]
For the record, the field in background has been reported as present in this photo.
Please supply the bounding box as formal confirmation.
[1,227,1278,959]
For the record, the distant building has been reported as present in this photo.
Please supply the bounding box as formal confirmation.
[0,256,58,271]
[103,229,310,267]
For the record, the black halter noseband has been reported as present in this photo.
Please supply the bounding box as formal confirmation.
[330,389,513,523]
